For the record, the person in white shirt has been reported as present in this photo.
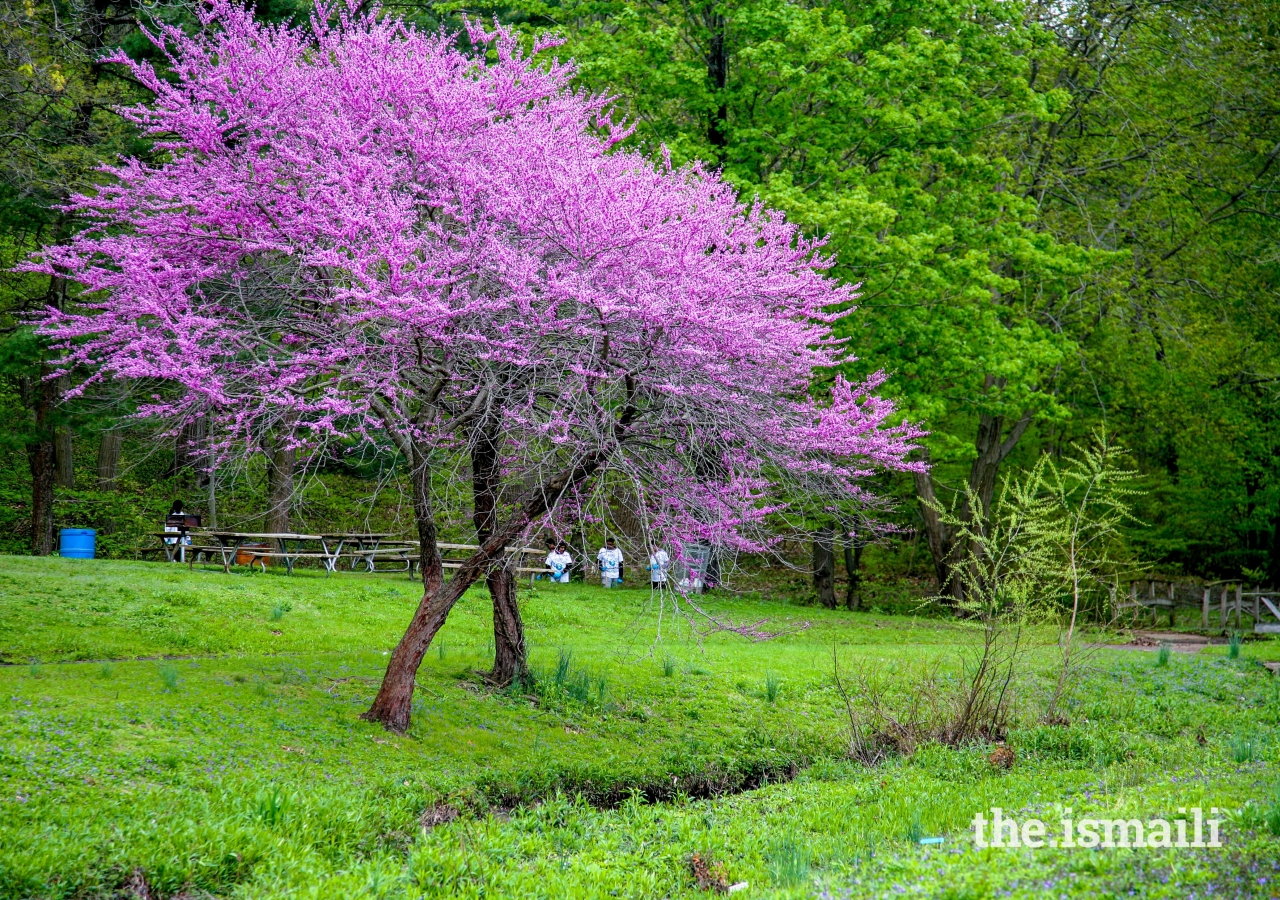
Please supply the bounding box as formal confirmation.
[649,548,670,588]
[597,538,623,588]
[545,542,573,583]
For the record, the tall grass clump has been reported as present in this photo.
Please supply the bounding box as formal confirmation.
[269,602,289,622]
[1229,631,1242,660]
[764,672,781,703]
[765,833,809,887]
[98,662,113,679]
[662,656,676,677]
[159,663,180,692]
[1231,734,1257,764]
[1156,643,1171,667]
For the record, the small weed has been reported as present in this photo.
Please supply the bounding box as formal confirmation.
[158,663,180,692]
[662,656,676,678]
[269,602,290,622]
[765,833,809,887]
[26,662,41,678]
[1229,631,1242,660]
[566,670,592,703]
[554,649,573,688]
[595,675,607,703]
[254,681,269,698]
[437,642,447,660]
[764,672,781,703]
[1230,734,1257,764]
[1156,643,1171,667]
[906,808,924,843]
[256,786,288,827]
[98,662,113,679]
[1267,789,1280,837]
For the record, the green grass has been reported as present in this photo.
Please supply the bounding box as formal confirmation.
[1,555,1279,898]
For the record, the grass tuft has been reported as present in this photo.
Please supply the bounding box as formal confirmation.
[1156,643,1171,667]
[764,671,781,703]
[1229,631,1242,660]
[662,656,676,678]
[1230,733,1257,764]
[158,663,180,692]
[765,833,809,887]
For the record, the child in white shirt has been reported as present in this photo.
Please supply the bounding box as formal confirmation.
[649,549,670,587]
[545,542,573,583]
[597,538,623,588]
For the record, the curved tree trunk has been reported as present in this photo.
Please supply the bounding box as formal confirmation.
[488,567,526,686]
[364,441,625,732]
[362,442,443,732]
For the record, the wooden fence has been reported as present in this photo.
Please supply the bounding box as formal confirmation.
[1116,579,1280,632]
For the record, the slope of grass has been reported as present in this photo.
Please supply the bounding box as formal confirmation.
[1,556,1278,898]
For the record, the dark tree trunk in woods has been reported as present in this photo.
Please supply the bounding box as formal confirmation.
[813,524,836,608]
[27,376,57,555]
[27,275,66,556]
[705,7,728,149]
[173,417,208,487]
[265,434,296,534]
[96,428,123,491]
[914,385,1032,606]
[54,426,75,490]
[843,535,863,611]
[472,422,527,686]
[1268,511,1280,589]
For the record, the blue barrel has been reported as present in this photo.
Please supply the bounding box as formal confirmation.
[59,528,96,559]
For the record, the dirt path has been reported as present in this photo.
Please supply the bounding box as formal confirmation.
[1101,630,1227,654]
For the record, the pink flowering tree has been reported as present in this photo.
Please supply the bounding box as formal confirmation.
[31,1,923,732]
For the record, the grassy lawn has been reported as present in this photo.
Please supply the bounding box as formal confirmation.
[1,555,1279,898]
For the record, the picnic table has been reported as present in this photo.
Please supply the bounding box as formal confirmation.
[148,531,406,575]
[202,532,329,574]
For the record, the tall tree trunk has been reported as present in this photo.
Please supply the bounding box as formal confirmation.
[914,393,1032,605]
[265,433,296,534]
[914,465,961,602]
[813,523,836,608]
[96,427,123,491]
[705,6,728,149]
[27,274,66,556]
[27,374,57,556]
[843,533,863,611]
[173,416,208,487]
[53,377,73,489]
[1267,509,1280,589]
[472,423,527,686]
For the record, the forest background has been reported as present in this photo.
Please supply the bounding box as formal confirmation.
[1,0,1277,594]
